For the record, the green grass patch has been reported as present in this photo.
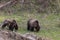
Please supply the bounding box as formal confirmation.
[0,13,60,40]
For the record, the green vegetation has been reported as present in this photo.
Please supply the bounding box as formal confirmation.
[0,0,60,14]
[0,0,60,40]
[0,12,60,40]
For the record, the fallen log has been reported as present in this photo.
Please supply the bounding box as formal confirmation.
[0,0,17,9]
[0,30,42,40]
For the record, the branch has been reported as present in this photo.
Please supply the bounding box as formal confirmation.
[0,0,18,9]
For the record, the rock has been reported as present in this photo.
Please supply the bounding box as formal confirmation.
[0,30,51,40]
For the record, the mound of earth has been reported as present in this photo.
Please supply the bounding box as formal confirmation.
[0,30,51,40]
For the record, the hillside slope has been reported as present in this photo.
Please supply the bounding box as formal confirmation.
[0,0,60,13]
[0,30,52,40]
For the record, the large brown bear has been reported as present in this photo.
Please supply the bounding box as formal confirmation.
[1,19,18,31]
[27,19,40,32]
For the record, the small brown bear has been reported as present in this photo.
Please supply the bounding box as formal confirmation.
[27,19,40,32]
[1,19,18,31]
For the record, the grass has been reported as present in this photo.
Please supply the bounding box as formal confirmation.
[0,12,60,40]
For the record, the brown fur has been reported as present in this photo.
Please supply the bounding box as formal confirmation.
[1,19,18,31]
[27,19,40,32]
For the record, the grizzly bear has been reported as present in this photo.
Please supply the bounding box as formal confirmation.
[27,19,40,32]
[1,19,18,31]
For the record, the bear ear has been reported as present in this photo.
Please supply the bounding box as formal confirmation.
[12,20,17,23]
[36,21,39,24]
[12,19,15,21]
